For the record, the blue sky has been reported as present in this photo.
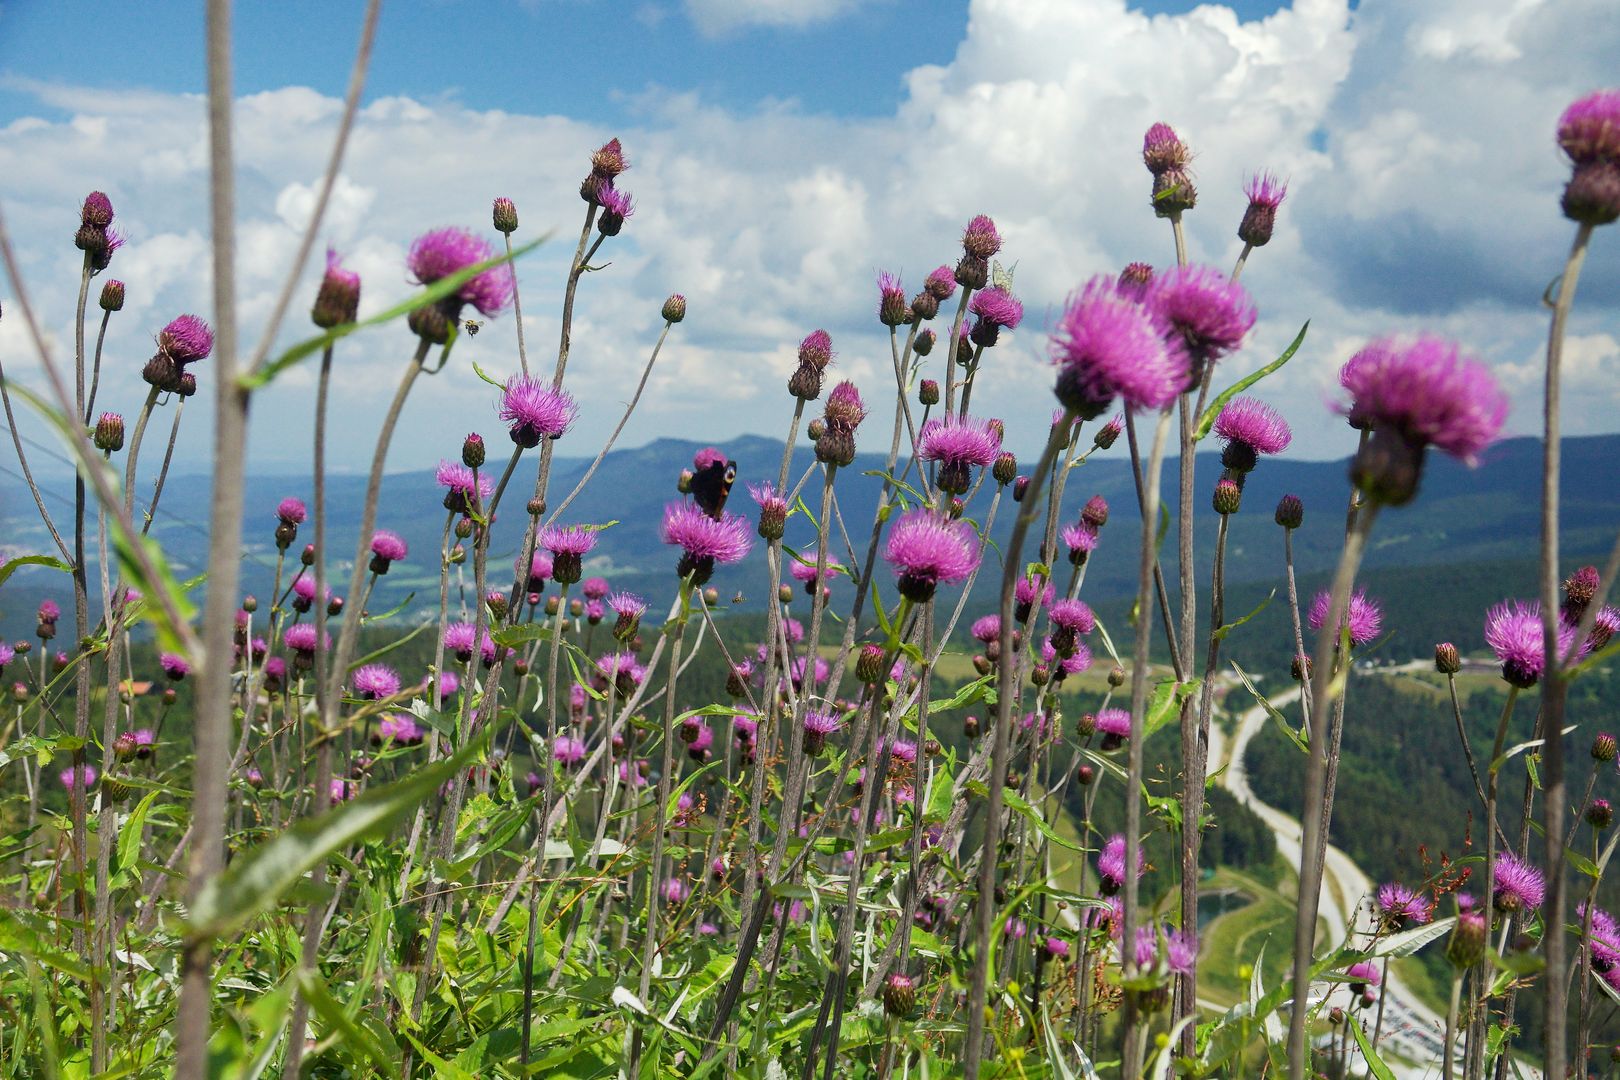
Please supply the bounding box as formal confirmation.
[0,0,1614,477]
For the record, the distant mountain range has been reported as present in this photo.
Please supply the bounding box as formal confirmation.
[4,431,1616,653]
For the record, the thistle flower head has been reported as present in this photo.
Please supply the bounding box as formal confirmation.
[924,265,958,300]
[1048,599,1096,634]
[378,714,423,745]
[312,247,362,327]
[539,525,598,558]
[371,530,408,563]
[1238,171,1288,246]
[407,227,512,316]
[961,214,1002,259]
[1581,903,1620,969]
[282,623,328,655]
[159,315,215,363]
[1345,961,1382,989]
[1150,265,1256,362]
[352,663,401,700]
[552,734,587,767]
[969,284,1024,331]
[798,329,834,371]
[1015,574,1054,610]
[1484,599,1577,688]
[1061,522,1099,558]
[591,137,629,178]
[877,270,908,326]
[823,380,867,430]
[918,415,1002,469]
[1308,588,1384,648]
[60,764,98,791]
[1214,396,1292,458]
[80,191,115,228]
[1040,636,1093,676]
[276,497,307,526]
[1492,851,1546,913]
[1338,335,1507,462]
[159,652,189,680]
[1376,882,1432,930]
[971,613,1001,643]
[1558,90,1620,165]
[500,375,577,447]
[435,460,496,513]
[1132,925,1197,975]
[883,509,980,601]
[1142,122,1189,174]
[442,621,496,665]
[661,502,752,583]
[1094,707,1133,745]
[1050,276,1185,416]
[1117,262,1154,300]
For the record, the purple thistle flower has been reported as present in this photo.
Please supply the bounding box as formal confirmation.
[1061,522,1099,561]
[1590,605,1620,652]
[500,374,577,447]
[962,214,1002,259]
[519,550,553,590]
[283,623,328,656]
[969,285,1024,347]
[377,714,423,745]
[970,613,1001,643]
[60,764,98,791]
[1338,335,1507,463]
[291,575,330,606]
[1048,599,1096,635]
[1094,707,1133,750]
[1014,573,1054,620]
[659,876,690,906]
[924,265,958,300]
[1150,264,1256,364]
[1245,170,1287,210]
[798,329,834,370]
[37,599,60,623]
[597,184,635,231]
[435,461,495,513]
[1345,960,1382,990]
[539,525,598,558]
[1376,882,1432,930]
[1131,925,1197,975]
[1050,276,1186,417]
[1492,851,1546,914]
[1041,936,1070,962]
[80,191,115,227]
[1213,396,1292,464]
[371,530,408,564]
[159,315,215,364]
[1558,90,1620,165]
[608,591,647,620]
[352,663,401,700]
[1581,903,1620,970]
[553,734,588,767]
[443,622,496,666]
[313,248,362,327]
[877,270,909,326]
[1040,636,1093,677]
[660,502,752,583]
[276,498,307,525]
[823,380,867,431]
[1096,833,1144,895]
[1238,171,1288,247]
[1484,599,1577,688]
[159,652,190,680]
[1308,588,1384,648]
[407,226,512,317]
[883,509,980,602]
[1142,122,1189,174]
[918,414,1002,493]
[582,576,611,600]
[0,642,13,673]
[802,709,841,756]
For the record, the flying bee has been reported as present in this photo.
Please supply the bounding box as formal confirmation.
[463,318,483,337]
[731,591,745,605]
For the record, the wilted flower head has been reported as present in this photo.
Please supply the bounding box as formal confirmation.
[407,227,512,317]
[1308,588,1384,648]
[500,375,577,447]
[1050,276,1185,417]
[883,509,980,602]
[1493,852,1546,914]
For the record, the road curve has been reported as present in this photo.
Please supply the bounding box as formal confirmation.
[1207,685,1454,1076]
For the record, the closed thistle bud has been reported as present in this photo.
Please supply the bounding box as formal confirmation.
[1093,416,1122,450]
[662,293,686,323]
[972,653,993,676]
[142,352,180,392]
[492,196,519,234]
[486,591,509,619]
[914,329,936,356]
[1447,910,1488,970]
[1588,799,1614,829]
[93,412,125,452]
[101,776,132,803]
[1594,733,1618,762]
[177,372,197,398]
[909,290,938,322]
[987,452,1016,487]
[805,417,825,441]
[1274,494,1304,530]
[1435,642,1461,675]
[454,517,474,540]
[857,644,886,685]
[300,543,316,566]
[955,254,988,290]
[1013,475,1030,502]
[241,595,257,613]
[1153,168,1198,217]
[1213,478,1242,515]
[882,973,916,1017]
[1291,654,1313,682]
[327,596,344,618]
[963,714,980,738]
[1109,665,1126,687]
[462,433,485,469]
[778,583,794,604]
[528,496,545,517]
[1031,664,1050,687]
[919,379,939,406]
[1081,495,1109,529]
[955,335,973,368]
[114,731,138,760]
[815,426,856,467]
[312,250,361,328]
[1563,162,1620,227]
[99,279,125,312]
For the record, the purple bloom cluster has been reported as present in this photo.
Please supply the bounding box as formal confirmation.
[1050,276,1185,416]
[883,509,980,602]
[500,375,577,447]
[407,226,513,317]
[1308,588,1384,648]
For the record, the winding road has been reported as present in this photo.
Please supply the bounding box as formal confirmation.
[1208,684,1458,1076]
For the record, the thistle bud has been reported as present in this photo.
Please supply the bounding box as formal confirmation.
[919,379,939,406]
[972,654,993,676]
[703,587,720,606]
[1274,494,1304,530]
[114,731,137,760]
[241,595,258,614]
[528,497,545,517]
[1447,910,1488,970]
[909,290,938,322]
[1435,642,1461,675]
[757,500,786,541]
[1109,665,1126,687]
[486,591,509,619]
[914,329,936,356]
[1077,764,1095,785]
[93,412,125,452]
[882,973,916,1017]
[1594,733,1618,762]
[1152,168,1198,217]
[856,644,886,685]
[99,279,125,312]
[955,254,988,291]
[454,516,474,540]
[778,583,794,604]
[1588,799,1614,829]
[591,138,628,179]
[312,250,361,328]
[806,417,825,441]
[1081,495,1109,529]
[963,715,980,738]
[662,293,686,323]
[1290,654,1313,682]
[1213,478,1242,515]
[492,196,519,234]
[462,433,486,469]
[1563,162,1620,227]
[1013,475,1030,502]
[1093,416,1122,450]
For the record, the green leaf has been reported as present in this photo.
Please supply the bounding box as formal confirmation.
[1371,915,1455,958]
[1002,788,1082,851]
[241,235,549,390]
[0,553,72,587]
[189,724,495,939]
[1143,677,1200,740]
[299,970,400,1079]
[0,909,93,981]
[1346,1013,1396,1080]
[116,789,160,878]
[1230,661,1306,753]
[1211,589,1275,643]
[1568,848,1602,879]
[1194,321,1309,441]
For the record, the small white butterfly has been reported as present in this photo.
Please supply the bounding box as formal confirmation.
[991,259,1018,291]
